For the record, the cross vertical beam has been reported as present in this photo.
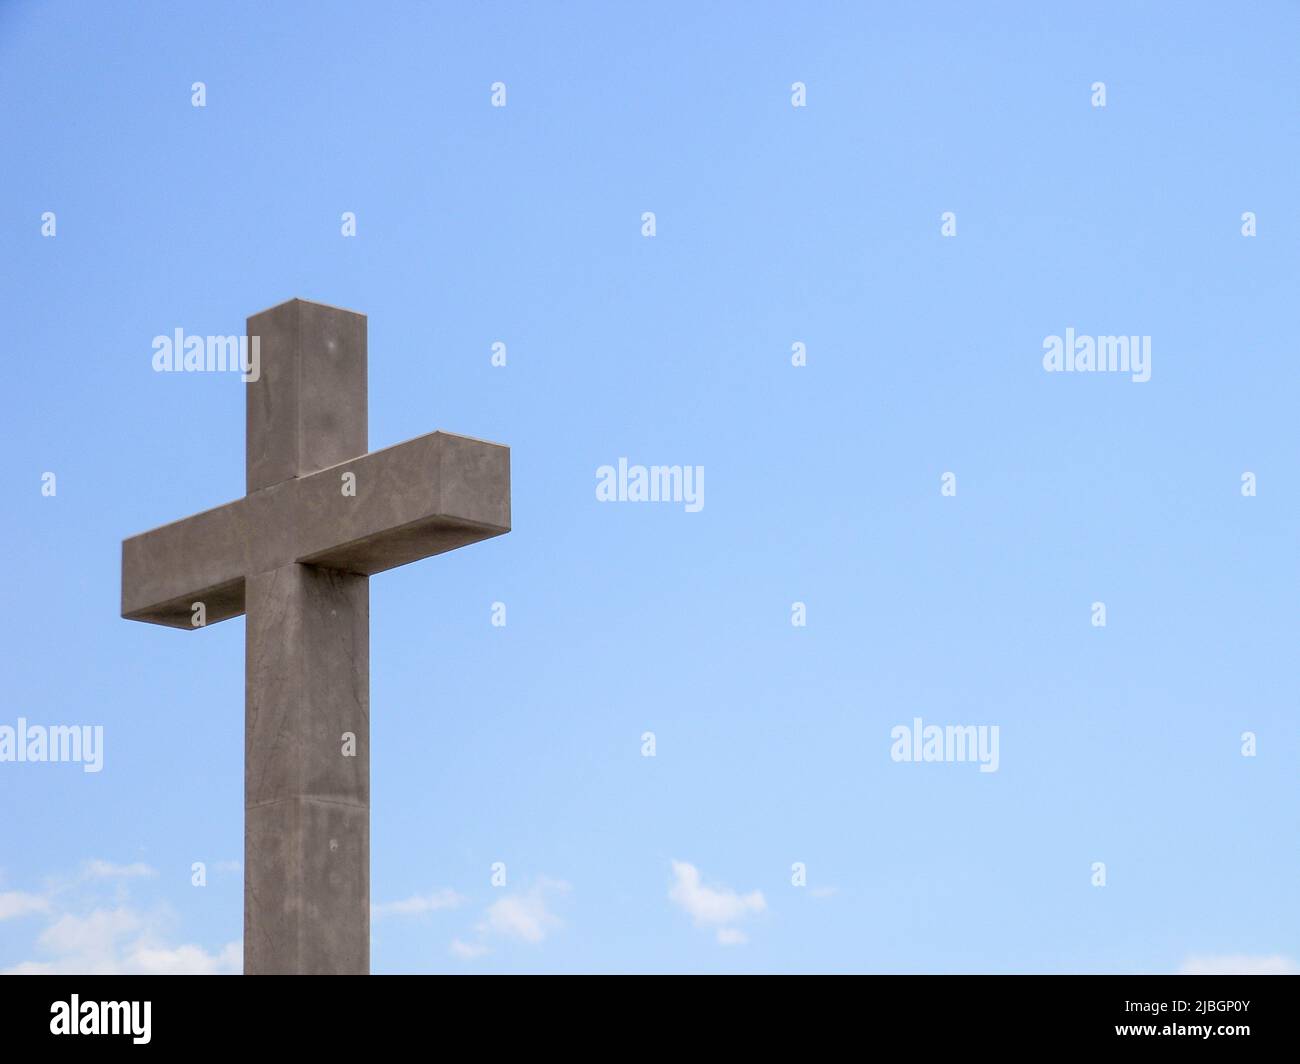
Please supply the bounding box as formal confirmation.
[244,300,369,975]
[245,565,369,974]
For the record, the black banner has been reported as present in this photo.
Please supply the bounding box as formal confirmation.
[0,975,1291,1051]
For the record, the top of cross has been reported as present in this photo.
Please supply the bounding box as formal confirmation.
[121,298,510,629]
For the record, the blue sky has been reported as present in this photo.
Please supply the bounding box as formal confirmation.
[1,0,1297,973]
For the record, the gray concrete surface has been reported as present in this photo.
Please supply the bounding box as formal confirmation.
[120,298,511,974]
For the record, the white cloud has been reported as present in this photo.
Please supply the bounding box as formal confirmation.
[449,938,490,960]
[372,888,464,919]
[450,878,570,957]
[129,941,241,975]
[1179,954,1298,975]
[38,907,141,960]
[3,906,239,975]
[669,860,765,945]
[0,891,51,921]
[480,880,569,944]
[84,860,157,880]
[2,862,238,975]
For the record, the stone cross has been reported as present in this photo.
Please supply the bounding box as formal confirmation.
[120,299,510,974]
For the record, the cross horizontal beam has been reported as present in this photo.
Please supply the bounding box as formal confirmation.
[122,430,510,629]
